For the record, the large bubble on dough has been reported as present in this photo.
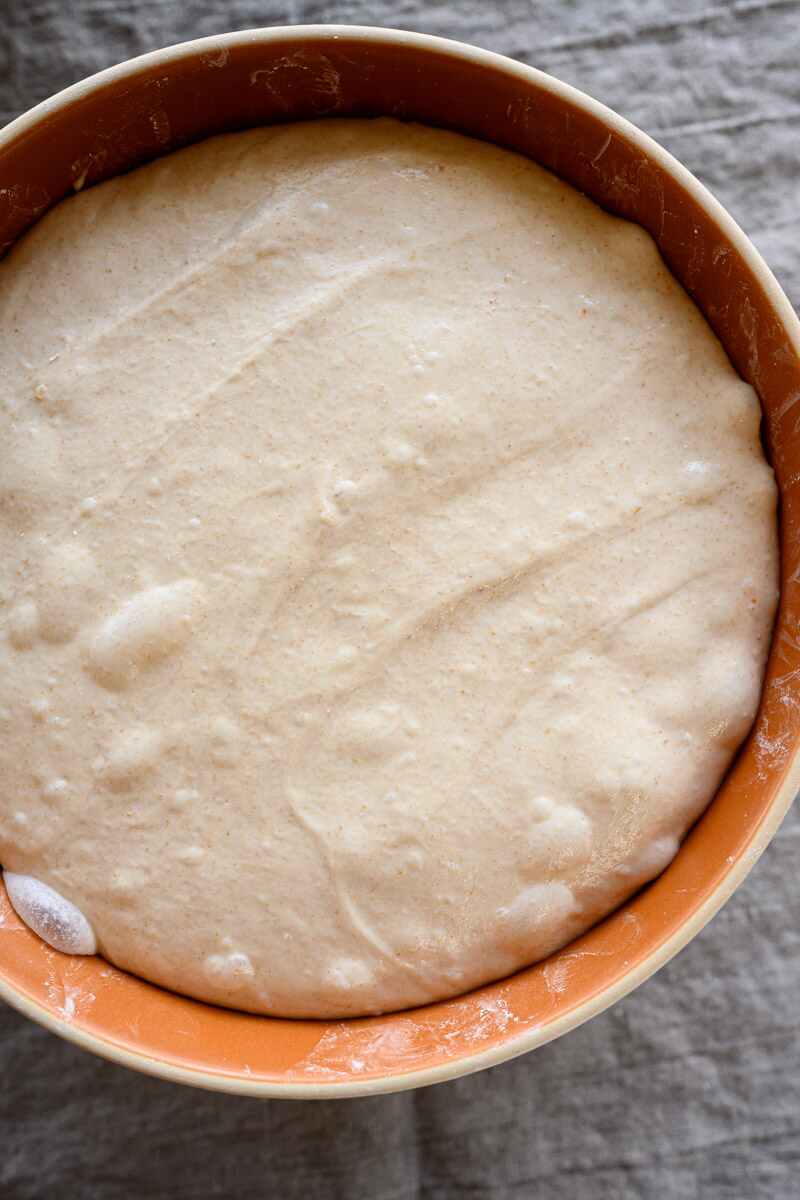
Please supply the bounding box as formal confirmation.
[3,871,97,955]
[84,579,205,689]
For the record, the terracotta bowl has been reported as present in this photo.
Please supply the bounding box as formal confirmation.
[1,26,798,1098]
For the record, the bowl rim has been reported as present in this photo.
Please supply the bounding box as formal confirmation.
[1,23,798,1099]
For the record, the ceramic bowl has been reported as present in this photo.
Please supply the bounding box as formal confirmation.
[1,26,798,1097]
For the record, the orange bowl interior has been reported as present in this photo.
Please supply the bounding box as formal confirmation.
[1,29,799,1094]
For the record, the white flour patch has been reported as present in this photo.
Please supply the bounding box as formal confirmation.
[543,959,571,996]
[288,989,528,1080]
[42,949,97,1023]
[543,912,643,1003]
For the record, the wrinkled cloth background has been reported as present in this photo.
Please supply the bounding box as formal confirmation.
[1,2,799,1197]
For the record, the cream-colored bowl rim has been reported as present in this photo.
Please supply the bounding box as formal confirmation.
[1,24,798,1099]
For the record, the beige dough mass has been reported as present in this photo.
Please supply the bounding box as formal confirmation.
[0,120,778,1017]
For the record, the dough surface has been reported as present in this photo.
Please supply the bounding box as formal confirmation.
[0,119,778,1017]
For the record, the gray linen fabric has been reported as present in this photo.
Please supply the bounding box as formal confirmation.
[1,2,798,1196]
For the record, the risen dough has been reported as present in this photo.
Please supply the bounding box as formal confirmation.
[0,120,778,1016]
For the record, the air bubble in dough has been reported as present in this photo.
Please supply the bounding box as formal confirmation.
[3,871,97,955]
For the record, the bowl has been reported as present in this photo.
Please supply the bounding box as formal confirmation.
[1,25,798,1098]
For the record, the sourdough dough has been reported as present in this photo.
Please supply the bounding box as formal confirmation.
[0,120,778,1017]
